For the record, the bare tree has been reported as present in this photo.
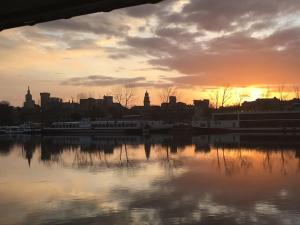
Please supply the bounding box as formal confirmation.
[159,86,177,103]
[113,84,137,108]
[263,86,271,98]
[278,85,289,101]
[209,89,220,109]
[236,89,249,106]
[294,85,300,99]
[220,85,232,107]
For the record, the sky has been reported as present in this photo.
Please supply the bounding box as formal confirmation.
[1,0,300,106]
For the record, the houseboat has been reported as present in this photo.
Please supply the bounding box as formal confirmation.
[192,110,300,133]
[0,123,42,134]
[43,120,173,134]
[43,120,142,134]
[0,127,6,135]
[1,126,24,134]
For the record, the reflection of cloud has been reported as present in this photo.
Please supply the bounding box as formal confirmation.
[255,203,280,215]
[1,139,300,225]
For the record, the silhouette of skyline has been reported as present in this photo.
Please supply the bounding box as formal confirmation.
[1,1,300,106]
[2,1,300,225]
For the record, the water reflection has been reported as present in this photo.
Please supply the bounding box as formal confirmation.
[0,134,300,225]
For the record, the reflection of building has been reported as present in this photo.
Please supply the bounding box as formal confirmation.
[24,87,35,109]
[23,141,36,167]
[144,91,150,108]
[296,151,300,159]
[144,141,151,160]
[192,135,210,152]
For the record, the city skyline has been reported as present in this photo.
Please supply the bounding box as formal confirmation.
[7,85,300,108]
[1,0,300,105]
[2,2,300,225]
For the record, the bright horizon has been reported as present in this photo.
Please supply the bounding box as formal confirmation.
[1,0,300,106]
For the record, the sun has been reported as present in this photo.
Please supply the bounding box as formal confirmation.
[247,88,263,101]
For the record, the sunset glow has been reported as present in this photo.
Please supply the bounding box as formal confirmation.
[1,0,300,106]
[2,1,300,224]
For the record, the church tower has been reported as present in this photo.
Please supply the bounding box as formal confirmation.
[25,86,32,102]
[24,86,35,109]
[144,91,150,108]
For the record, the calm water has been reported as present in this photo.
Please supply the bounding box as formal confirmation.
[0,134,300,225]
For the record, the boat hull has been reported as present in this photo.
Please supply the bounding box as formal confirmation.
[193,127,300,134]
[42,128,142,135]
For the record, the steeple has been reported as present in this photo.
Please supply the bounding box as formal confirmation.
[144,91,150,108]
[25,86,32,101]
[24,86,35,109]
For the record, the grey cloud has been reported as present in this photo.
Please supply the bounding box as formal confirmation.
[124,0,171,18]
[114,18,300,86]
[121,36,182,57]
[108,53,129,60]
[155,27,200,44]
[62,75,146,86]
[62,75,173,88]
[179,0,300,32]
[37,13,130,37]
[0,34,24,50]
[2,0,300,89]
[125,3,159,18]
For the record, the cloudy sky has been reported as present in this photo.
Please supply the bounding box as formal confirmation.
[1,0,300,106]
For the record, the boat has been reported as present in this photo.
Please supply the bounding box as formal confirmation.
[0,123,42,134]
[192,110,300,133]
[20,123,42,134]
[0,127,6,135]
[43,119,142,134]
[2,126,24,134]
[43,119,174,134]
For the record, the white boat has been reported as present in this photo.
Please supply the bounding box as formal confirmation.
[192,110,300,133]
[20,123,42,134]
[0,127,5,135]
[3,126,24,134]
[1,123,42,134]
[43,119,174,134]
[43,119,142,134]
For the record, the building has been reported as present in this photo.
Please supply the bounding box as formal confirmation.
[193,99,210,120]
[169,96,177,105]
[103,96,113,105]
[40,92,50,109]
[144,91,150,108]
[242,98,282,111]
[161,96,177,108]
[23,87,35,109]
[40,92,62,110]
[80,98,103,111]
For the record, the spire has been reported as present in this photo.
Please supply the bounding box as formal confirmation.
[144,90,150,108]
[27,86,30,94]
